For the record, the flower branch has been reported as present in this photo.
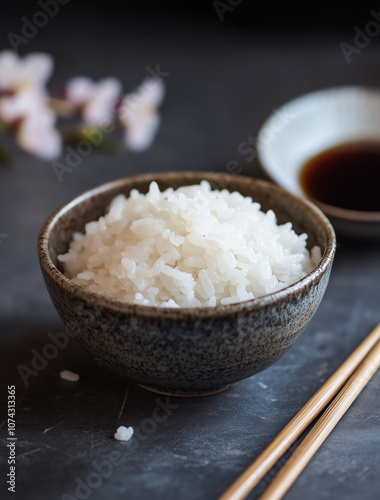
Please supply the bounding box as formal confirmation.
[0,50,166,162]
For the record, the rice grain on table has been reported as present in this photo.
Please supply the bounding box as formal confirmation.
[58,181,321,307]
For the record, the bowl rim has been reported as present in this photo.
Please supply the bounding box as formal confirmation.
[255,84,380,222]
[37,171,336,319]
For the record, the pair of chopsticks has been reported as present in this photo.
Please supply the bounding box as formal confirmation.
[219,322,380,500]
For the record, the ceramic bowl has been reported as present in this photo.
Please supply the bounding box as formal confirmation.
[38,171,336,396]
[256,85,380,240]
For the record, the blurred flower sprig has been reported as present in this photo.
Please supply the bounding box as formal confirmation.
[0,50,166,162]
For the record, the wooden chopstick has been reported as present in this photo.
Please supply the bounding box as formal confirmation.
[219,323,380,500]
[259,335,380,500]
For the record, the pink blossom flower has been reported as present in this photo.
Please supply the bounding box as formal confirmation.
[16,106,62,160]
[0,50,53,95]
[0,88,43,123]
[0,50,53,122]
[0,50,62,159]
[119,77,165,151]
[65,76,122,126]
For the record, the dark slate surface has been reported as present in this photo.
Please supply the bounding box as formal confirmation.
[1,3,380,499]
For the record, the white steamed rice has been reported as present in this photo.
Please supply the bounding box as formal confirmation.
[58,181,321,308]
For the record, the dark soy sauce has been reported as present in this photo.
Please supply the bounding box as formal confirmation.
[300,141,380,212]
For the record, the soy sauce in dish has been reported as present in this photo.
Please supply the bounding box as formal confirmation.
[300,141,380,212]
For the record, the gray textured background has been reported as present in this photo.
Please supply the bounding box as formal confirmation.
[1,2,380,499]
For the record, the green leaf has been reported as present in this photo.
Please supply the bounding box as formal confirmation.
[0,144,12,165]
[79,127,123,154]
[58,125,123,154]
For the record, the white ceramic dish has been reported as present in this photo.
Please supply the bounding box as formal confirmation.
[256,86,380,240]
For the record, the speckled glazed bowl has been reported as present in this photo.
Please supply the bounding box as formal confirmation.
[38,172,336,396]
